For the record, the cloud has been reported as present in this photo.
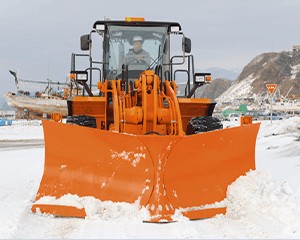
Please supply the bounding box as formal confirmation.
[1,0,300,102]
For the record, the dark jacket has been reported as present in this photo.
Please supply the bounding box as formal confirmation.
[123,49,151,70]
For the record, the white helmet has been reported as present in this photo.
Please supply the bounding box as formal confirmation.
[133,35,143,42]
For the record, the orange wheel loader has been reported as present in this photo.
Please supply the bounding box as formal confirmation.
[32,17,260,222]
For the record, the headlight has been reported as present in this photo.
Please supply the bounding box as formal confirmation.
[194,73,211,84]
[77,73,88,81]
[70,71,88,82]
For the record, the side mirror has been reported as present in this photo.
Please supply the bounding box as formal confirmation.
[80,34,90,51]
[182,37,191,53]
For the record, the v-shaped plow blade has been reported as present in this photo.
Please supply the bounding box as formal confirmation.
[32,120,260,222]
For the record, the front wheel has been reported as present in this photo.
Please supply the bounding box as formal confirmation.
[186,116,223,135]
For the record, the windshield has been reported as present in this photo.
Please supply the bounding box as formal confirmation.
[105,25,168,79]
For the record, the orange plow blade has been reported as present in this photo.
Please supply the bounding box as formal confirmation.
[164,123,259,219]
[32,120,260,222]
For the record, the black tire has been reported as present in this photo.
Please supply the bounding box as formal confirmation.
[66,115,97,128]
[186,116,223,135]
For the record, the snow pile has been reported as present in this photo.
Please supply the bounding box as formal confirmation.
[35,194,150,222]
[227,170,299,218]
[225,170,300,237]
[257,117,300,158]
[259,116,300,137]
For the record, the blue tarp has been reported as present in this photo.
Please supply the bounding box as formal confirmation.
[0,118,6,126]
[0,118,13,126]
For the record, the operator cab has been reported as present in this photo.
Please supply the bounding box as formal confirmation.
[73,18,210,98]
[93,20,182,81]
[79,18,186,81]
[104,24,168,80]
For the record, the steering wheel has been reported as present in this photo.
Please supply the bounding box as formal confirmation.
[115,70,146,79]
[113,55,157,80]
[126,57,150,68]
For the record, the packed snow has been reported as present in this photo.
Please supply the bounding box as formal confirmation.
[0,117,300,239]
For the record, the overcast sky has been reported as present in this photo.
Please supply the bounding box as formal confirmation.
[1,0,300,102]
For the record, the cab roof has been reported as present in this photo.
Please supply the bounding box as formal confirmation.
[93,20,182,32]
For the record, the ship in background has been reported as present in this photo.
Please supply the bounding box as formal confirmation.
[4,70,85,119]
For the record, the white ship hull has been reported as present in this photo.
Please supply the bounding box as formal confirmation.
[5,92,68,116]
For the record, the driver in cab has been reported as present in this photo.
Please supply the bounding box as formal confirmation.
[123,36,150,70]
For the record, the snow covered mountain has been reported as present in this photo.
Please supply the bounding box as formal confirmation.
[195,78,233,101]
[217,50,300,103]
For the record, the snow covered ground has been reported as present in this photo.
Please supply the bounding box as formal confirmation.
[0,117,299,239]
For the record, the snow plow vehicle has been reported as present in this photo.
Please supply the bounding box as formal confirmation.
[32,17,260,222]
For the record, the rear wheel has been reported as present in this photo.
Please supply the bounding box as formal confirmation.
[186,116,223,135]
[66,115,97,128]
